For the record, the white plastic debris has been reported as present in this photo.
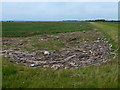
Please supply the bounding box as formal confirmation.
[30,64,35,67]
[44,51,50,55]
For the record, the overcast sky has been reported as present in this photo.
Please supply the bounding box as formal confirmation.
[2,2,118,21]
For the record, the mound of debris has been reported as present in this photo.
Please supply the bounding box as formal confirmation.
[1,37,112,70]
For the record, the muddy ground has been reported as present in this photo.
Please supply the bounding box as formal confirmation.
[2,29,113,70]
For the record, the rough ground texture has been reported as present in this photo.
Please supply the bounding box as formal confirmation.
[2,29,112,70]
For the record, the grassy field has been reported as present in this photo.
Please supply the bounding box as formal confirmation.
[2,57,118,88]
[2,21,93,37]
[90,22,118,49]
[2,21,119,88]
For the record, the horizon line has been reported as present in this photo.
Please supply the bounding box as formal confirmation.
[1,18,118,21]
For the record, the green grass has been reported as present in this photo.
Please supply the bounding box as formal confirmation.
[2,22,119,88]
[90,22,118,49]
[2,57,118,88]
[2,21,93,37]
[0,56,2,89]
[32,39,65,51]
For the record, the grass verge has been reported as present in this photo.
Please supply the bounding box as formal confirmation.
[2,57,118,88]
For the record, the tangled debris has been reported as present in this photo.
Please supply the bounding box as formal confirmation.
[2,38,111,70]
[2,30,113,70]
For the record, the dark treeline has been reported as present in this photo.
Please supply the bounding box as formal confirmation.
[85,19,120,22]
